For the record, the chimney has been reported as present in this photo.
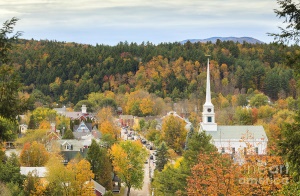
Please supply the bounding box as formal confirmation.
[82,105,87,114]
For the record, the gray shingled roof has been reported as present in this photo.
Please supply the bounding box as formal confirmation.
[206,125,268,141]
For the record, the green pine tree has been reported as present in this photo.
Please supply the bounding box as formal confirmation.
[86,139,113,191]
[62,129,74,139]
[155,142,169,172]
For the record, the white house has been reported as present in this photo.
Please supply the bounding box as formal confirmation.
[199,58,268,157]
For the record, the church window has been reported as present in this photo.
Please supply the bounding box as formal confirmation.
[207,116,212,122]
[255,147,258,154]
[232,147,235,154]
[244,147,247,155]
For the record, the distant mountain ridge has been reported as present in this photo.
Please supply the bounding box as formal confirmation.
[180,37,264,44]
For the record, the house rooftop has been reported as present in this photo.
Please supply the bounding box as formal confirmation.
[206,125,268,141]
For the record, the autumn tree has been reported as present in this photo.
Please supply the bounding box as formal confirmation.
[31,107,57,128]
[99,120,120,140]
[139,97,154,116]
[109,140,148,196]
[97,107,115,124]
[23,170,43,196]
[19,141,49,167]
[161,115,187,153]
[46,154,73,195]
[240,155,288,195]
[15,129,48,146]
[187,152,242,196]
[66,159,95,196]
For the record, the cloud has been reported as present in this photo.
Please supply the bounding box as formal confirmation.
[0,0,280,45]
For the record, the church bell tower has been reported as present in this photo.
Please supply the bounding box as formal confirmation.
[200,57,217,131]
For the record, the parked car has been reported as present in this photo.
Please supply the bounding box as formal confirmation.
[141,139,147,144]
[147,145,153,150]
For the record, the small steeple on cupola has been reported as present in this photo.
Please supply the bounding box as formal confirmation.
[200,57,217,132]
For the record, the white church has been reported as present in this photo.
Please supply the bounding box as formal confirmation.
[199,58,268,157]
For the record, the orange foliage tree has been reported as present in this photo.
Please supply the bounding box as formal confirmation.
[187,152,288,196]
[19,141,49,166]
[187,152,244,196]
[240,155,289,195]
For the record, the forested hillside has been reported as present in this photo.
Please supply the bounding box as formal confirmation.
[10,39,298,106]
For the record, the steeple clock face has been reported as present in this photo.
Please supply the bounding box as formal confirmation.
[207,108,212,112]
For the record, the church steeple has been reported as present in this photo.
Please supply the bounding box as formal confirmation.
[200,57,217,132]
[205,58,212,105]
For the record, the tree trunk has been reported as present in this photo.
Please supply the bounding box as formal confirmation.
[127,186,131,196]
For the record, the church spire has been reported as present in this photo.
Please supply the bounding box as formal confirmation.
[205,57,212,105]
[199,56,217,132]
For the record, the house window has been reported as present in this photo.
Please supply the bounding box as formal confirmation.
[221,147,225,153]
[65,145,70,150]
[207,117,212,122]
[255,147,259,154]
[232,147,235,154]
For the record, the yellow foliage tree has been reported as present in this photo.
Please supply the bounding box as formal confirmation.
[20,141,49,167]
[140,97,154,116]
[161,115,187,153]
[66,159,95,196]
[99,120,120,139]
[109,140,148,196]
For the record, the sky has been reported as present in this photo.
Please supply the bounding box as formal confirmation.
[0,0,282,46]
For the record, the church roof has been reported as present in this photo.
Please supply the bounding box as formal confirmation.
[206,125,268,141]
